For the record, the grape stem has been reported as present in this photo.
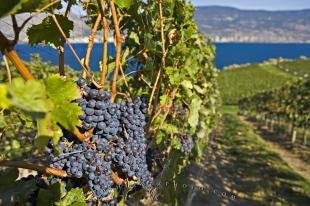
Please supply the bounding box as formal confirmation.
[73,127,94,142]
[111,171,124,185]
[0,160,68,178]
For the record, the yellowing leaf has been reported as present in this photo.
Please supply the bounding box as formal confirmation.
[9,78,48,114]
[0,85,10,109]
[114,0,133,9]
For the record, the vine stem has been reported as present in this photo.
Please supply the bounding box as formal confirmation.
[148,0,167,113]
[0,160,68,178]
[110,0,122,102]
[98,0,109,86]
[83,13,102,79]
[59,0,73,76]
[3,55,12,84]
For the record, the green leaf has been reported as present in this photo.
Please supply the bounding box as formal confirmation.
[51,103,82,131]
[27,15,73,47]
[160,95,169,105]
[0,178,38,205]
[156,131,164,145]
[114,0,133,9]
[128,32,140,45]
[55,188,86,206]
[0,0,61,17]
[188,97,202,129]
[37,182,66,205]
[8,78,48,115]
[0,115,6,128]
[45,75,81,135]
[181,80,193,89]
[0,85,10,109]
[171,138,181,150]
[161,123,178,134]
[0,167,19,186]
[0,0,27,18]
[45,75,81,104]
[36,114,63,150]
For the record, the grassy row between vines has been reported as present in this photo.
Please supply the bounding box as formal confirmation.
[213,112,310,205]
[218,58,310,104]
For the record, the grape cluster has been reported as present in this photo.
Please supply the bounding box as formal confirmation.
[180,134,194,153]
[46,78,153,200]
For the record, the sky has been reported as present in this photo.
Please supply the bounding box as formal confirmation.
[190,0,310,10]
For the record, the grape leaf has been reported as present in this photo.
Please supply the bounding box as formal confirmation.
[51,103,82,131]
[0,0,27,18]
[27,15,73,47]
[114,0,133,9]
[188,97,202,129]
[37,182,66,205]
[0,0,59,18]
[171,138,181,150]
[45,75,81,136]
[0,178,38,205]
[36,114,63,150]
[0,168,19,186]
[45,75,81,104]
[8,78,48,115]
[55,188,87,206]
[0,85,10,109]
[0,115,6,128]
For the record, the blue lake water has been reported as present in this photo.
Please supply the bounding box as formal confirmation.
[11,43,310,70]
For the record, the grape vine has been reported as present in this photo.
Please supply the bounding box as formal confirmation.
[0,0,219,205]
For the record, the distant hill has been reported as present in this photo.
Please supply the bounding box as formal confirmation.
[217,58,310,104]
[1,6,310,43]
[195,6,310,43]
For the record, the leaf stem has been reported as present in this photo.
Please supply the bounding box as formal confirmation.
[0,160,68,178]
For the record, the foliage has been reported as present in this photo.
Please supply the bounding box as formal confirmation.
[0,0,60,18]
[218,63,296,104]
[27,15,74,47]
[0,76,82,149]
[277,59,310,79]
[239,80,310,128]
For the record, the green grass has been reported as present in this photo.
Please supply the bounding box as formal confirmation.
[218,113,310,205]
[218,64,297,104]
[220,105,239,115]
